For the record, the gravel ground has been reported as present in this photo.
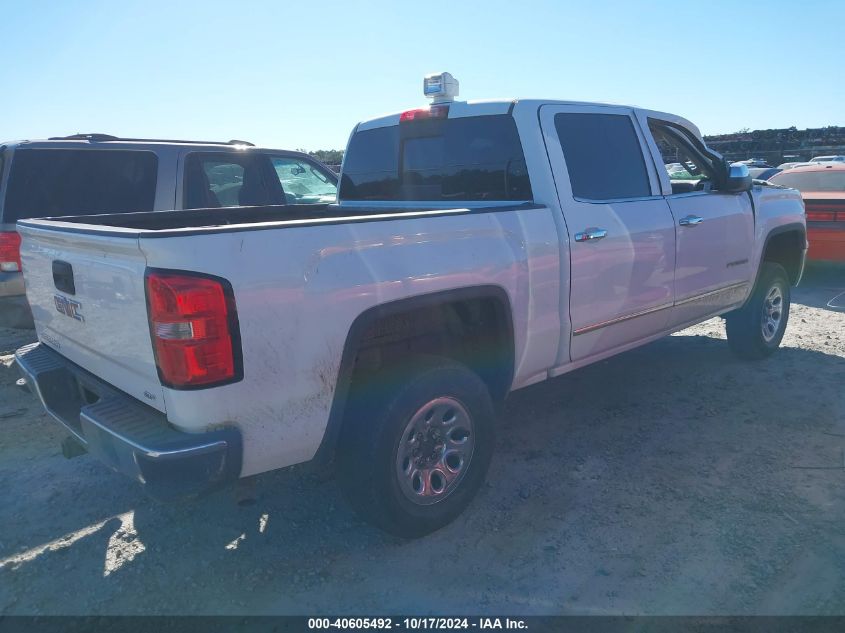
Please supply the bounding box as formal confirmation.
[1,265,844,616]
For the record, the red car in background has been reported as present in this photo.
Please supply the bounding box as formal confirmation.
[769,164,845,262]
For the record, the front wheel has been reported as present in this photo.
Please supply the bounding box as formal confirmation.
[337,356,495,538]
[725,262,791,360]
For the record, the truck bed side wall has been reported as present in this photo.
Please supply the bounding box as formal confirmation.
[138,207,561,476]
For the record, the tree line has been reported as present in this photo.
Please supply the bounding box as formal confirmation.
[299,149,344,165]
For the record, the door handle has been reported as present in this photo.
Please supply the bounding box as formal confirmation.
[574,228,608,242]
[52,260,76,295]
[679,215,704,227]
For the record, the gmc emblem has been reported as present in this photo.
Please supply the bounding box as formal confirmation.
[54,295,84,322]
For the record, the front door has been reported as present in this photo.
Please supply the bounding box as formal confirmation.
[642,118,755,326]
[540,105,677,362]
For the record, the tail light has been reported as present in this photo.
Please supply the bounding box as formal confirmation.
[145,270,242,389]
[0,231,22,272]
[806,210,836,222]
[804,202,845,222]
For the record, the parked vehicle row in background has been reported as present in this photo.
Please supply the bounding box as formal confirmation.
[748,167,782,181]
[737,158,771,168]
[14,74,807,537]
[0,136,338,327]
[809,155,845,163]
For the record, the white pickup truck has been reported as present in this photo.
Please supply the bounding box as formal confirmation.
[15,74,806,537]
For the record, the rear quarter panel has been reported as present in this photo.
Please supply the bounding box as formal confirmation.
[139,207,560,476]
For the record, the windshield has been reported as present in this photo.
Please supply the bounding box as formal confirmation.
[770,170,845,191]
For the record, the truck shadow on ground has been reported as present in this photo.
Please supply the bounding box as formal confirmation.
[3,332,845,614]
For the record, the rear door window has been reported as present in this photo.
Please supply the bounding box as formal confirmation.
[340,114,532,202]
[554,113,651,200]
[4,149,158,220]
[183,152,280,209]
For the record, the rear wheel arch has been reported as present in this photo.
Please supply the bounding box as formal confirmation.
[312,285,515,467]
[758,223,807,286]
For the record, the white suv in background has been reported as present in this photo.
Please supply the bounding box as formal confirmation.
[0,134,338,327]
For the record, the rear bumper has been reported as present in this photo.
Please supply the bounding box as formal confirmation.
[807,224,845,262]
[15,342,242,501]
[0,272,33,328]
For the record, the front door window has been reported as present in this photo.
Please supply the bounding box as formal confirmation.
[270,157,337,204]
[647,118,754,325]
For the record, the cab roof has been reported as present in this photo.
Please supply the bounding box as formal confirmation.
[355,98,704,141]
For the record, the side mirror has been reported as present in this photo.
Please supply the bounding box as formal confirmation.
[724,163,752,193]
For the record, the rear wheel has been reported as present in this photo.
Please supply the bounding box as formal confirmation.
[337,356,495,538]
[725,262,791,360]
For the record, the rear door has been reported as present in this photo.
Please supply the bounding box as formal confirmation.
[540,105,676,361]
[641,118,754,326]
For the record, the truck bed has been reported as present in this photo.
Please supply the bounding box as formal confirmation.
[17,199,557,477]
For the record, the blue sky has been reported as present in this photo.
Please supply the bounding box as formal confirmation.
[2,0,843,150]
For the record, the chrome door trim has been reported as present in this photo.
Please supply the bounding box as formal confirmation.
[572,281,750,336]
[674,281,749,307]
[572,302,673,336]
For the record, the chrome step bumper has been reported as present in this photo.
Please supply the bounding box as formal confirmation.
[15,342,242,501]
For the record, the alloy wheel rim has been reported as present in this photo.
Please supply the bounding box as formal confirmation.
[395,397,475,506]
[761,284,784,343]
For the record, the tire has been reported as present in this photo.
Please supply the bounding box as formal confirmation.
[725,262,791,360]
[337,356,495,538]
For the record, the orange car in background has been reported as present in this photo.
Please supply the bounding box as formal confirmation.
[769,164,845,262]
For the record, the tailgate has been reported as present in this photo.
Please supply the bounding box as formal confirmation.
[18,223,165,413]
